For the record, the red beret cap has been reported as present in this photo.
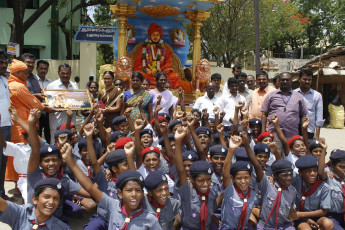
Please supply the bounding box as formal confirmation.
[258,132,274,142]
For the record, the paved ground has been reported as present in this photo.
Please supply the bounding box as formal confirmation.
[1,126,344,229]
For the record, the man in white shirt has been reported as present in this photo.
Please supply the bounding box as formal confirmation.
[46,63,78,144]
[0,50,12,199]
[36,60,52,144]
[193,82,218,119]
[215,78,246,126]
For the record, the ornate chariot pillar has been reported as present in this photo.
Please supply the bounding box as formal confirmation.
[185,10,210,80]
[110,4,136,59]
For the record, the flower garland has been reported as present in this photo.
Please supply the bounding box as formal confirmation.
[141,39,165,74]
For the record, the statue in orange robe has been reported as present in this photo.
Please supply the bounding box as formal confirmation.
[134,23,180,89]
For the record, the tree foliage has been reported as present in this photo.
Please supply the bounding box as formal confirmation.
[186,0,310,67]
[297,0,345,57]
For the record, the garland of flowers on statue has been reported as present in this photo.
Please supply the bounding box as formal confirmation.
[141,39,165,74]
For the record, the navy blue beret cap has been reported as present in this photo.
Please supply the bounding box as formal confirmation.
[249,118,262,126]
[78,139,87,150]
[190,161,213,176]
[234,147,249,161]
[308,140,321,152]
[144,170,168,190]
[213,132,229,141]
[195,126,211,137]
[330,149,345,161]
[158,113,171,122]
[208,118,215,124]
[295,155,318,169]
[230,161,252,176]
[34,178,65,198]
[110,131,124,143]
[112,116,127,125]
[54,129,73,140]
[182,150,199,161]
[140,129,153,138]
[40,145,60,159]
[271,159,293,173]
[254,143,271,155]
[159,133,175,147]
[105,149,127,165]
[168,120,182,131]
[116,170,144,189]
[210,144,228,157]
[224,125,234,132]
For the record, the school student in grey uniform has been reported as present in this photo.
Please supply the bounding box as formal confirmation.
[62,142,161,230]
[209,144,227,196]
[0,178,70,230]
[244,127,297,230]
[221,135,259,230]
[318,146,345,230]
[83,122,137,230]
[26,110,95,220]
[144,170,181,229]
[174,126,217,230]
[292,155,333,229]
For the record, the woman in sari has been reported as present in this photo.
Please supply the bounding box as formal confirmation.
[122,72,153,122]
[99,71,123,128]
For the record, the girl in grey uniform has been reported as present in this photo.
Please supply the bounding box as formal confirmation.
[292,154,333,229]
[174,126,217,230]
[244,131,297,230]
[62,142,161,230]
[221,135,258,230]
[144,170,181,229]
[0,178,70,230]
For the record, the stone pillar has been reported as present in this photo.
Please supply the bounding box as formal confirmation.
[186,10,210,80]
[110,4,136,59]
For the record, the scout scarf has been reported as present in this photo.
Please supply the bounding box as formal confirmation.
[196,189,210,230]
[120,202,144,230]
[234,184,251,230]
[264,184,288,229]
[149,198,165,220]
[300,179,323,211]
[32,219,46,229]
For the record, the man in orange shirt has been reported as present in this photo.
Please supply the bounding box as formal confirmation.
[249,70,275,120]
[6,59,54,182]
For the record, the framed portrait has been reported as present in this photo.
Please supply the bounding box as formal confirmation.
[44,89,93,110]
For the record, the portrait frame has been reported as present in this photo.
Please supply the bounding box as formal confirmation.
[44,89,93,111]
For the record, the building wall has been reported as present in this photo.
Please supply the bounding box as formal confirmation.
[0,1,81,59]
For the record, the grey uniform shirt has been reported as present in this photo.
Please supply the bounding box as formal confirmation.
[98,192,162,230]
[0,202,70,230]
[293,174,331,211]
[93,169,118,220]
[145,196,180,230]
[210,173,222,197]
[258,175,296,228]
[326,174,345,213]
[221,182,259,229]
[176,180,217,229]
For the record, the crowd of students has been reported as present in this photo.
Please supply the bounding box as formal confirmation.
[0,68,344,230]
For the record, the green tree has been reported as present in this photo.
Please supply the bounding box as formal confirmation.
[297,0,345,57]
[93,4,117,76]
[187,0,309,67]
[50,0,115,60]
[260,0,309,55]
